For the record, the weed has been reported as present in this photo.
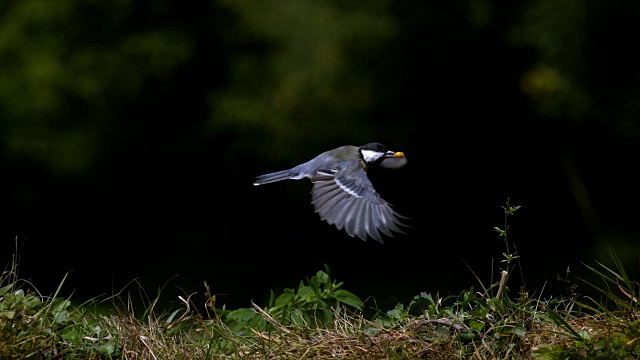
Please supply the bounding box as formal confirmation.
[2,200,639,359]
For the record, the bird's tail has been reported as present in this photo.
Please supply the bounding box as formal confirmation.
[253,169,294,185]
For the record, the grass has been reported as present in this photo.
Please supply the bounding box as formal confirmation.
[1,200,639,359]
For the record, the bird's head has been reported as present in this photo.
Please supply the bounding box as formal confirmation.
[359,142,407,168]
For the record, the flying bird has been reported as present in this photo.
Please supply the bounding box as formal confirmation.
[253,142,408,243]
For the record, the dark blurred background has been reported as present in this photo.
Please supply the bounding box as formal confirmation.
[1,0,639,311]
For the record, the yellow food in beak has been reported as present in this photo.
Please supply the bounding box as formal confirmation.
[380,151,407,169]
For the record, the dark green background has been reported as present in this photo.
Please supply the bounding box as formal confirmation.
[1,0,639,310]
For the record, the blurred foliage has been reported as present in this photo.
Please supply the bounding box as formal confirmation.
[510,0,640,137]
[1,0,638,178]
[510,1,591,120]
[210,0,398,160]
[0,0,194,176]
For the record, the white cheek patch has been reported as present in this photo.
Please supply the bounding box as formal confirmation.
[361,149,382,163]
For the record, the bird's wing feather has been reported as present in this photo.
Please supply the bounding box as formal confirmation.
[310,168,406,242]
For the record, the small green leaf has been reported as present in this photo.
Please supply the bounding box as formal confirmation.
[315,271,329,284]
[386,303,405,319]
[2,310,16,319]
[513,324,526,338]
[531,344,568,359]
[469,320,484,332]
[94,341,117,356]
[578,330,591,340]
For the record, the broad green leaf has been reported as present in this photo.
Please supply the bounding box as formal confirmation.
[297,285,313,300]
[275,290,295,307]
[471,306,489,319]
[226,307,258,322]
[60,325,83,344]
[332,289,363,310]
[0,284,13,296]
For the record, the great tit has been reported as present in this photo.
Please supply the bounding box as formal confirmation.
[253,142,408,243]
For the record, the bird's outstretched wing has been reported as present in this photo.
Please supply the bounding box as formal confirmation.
[310,169,406,243]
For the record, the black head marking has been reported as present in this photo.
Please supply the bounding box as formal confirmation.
[359,142,387,153]
[359,142,390,165]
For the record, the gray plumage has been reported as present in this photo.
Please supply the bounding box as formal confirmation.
[253,143,408,243]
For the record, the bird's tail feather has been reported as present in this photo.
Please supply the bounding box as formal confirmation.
[253,169,293,185]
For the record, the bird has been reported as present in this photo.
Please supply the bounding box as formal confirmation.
[253,142,408,243]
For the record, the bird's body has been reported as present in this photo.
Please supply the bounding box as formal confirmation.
[254,143,408,243]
